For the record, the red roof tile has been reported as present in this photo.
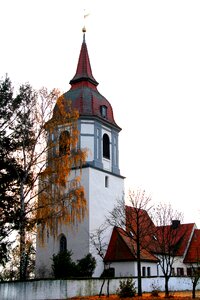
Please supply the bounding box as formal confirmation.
[105,206,198,264]
[184,229,200,263]
[52,33,120,130]
[125,206,157,251]
[70,34,98,87]
[104,226,158,263]
[156,223,195,256]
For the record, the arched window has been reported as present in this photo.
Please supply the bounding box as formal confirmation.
[59,130,70,156]
[60,235,67,253]
[103,133,110,159]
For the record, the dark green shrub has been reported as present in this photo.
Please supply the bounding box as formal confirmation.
[117,278,136,298]
[52,250,77,278]
[52,251,96,278]
[76,253,96,277]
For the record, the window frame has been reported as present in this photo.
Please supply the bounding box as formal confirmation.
[60,235,67,253]
[100,105,107,118]
[103,133,110,159]
[105,175,109,188]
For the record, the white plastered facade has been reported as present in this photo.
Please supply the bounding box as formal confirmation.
[35,118,124,278]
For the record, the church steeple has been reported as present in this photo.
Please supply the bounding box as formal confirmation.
[35,30,125,279]
[56,32,120,130]
[70,32,98,87]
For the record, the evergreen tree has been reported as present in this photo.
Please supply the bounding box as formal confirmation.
[0,76,22,266]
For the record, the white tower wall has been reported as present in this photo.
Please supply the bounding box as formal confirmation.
[35,166,124,278]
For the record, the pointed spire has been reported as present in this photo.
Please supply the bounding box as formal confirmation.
[70,31,98,86]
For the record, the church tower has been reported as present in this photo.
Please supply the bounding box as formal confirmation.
[36,31,124,277]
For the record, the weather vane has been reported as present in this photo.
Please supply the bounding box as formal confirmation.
[82,9,90,33]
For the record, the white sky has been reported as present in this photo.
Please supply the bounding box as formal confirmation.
[1,0,200,226]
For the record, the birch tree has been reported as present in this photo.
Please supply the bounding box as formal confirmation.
[0,76,87,279]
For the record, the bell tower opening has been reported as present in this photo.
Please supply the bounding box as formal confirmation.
[59,130,70,156]
[103,133,110,159]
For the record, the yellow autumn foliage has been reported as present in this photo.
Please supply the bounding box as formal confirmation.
[37,95,87,242]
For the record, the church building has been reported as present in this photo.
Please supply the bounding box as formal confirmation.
[35,30,125,278]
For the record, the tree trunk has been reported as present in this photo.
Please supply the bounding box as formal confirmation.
[107,279,110,297]
[20,222,26,280]
[165,276,169,297]
[99,278,105,297]
[192,281,197,299]
[137,257,142,296]
[19,183,26,280]
[136,234,142,297]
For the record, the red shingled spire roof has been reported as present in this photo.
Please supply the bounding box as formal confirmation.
[70,33,98,87]
[53,32,121,130]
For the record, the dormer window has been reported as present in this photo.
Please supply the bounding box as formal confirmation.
[100,105,107,118]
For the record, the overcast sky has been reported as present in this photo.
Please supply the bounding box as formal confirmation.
[1,0,200,226]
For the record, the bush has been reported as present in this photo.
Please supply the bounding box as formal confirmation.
[52,250,77,278]
[117,278,136,298]
[52,251,96,278]
[76,253,96,277]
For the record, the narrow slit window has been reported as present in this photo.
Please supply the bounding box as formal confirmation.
[147,267,151,277]
[105,176,109,188]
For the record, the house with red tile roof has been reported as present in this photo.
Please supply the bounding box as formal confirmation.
[104,226,159,277]
[155,222,196,277]
[104,207,199,278]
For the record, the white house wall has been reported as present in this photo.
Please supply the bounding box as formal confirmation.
[157,255,189,277]
[109,261,158,277]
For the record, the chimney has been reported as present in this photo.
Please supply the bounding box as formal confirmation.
[171,220,180,229]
